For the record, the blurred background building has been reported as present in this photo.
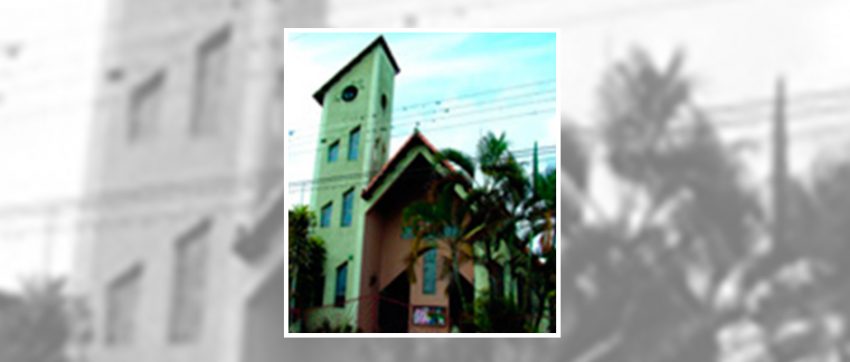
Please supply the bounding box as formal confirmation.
[0,0,849,361]
[75,0,322,361]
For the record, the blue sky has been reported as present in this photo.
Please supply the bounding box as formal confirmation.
[284,32,559,207]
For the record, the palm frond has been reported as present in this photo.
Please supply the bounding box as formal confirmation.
[438,148,476,180]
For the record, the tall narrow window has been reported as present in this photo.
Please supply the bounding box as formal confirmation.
[341,189,354,227]
[335,262,348,307]
[128,71,164,142]
[422,249,437,294]
[347,126,360,160]
[327,140,339,163]
[192,28,230,136]
[169,220,209,344]
[320,202,332,228]
[106,265,143,346]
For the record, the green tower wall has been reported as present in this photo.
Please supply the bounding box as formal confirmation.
[309,42,395,328]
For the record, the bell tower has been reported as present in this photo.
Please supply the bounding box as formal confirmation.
[309,36,399,321]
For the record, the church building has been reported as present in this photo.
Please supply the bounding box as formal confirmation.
[301,36,475,333]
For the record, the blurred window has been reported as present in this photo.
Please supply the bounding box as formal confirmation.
[191,27,230,136]
[128,71,164,142]
[169,220,210,343]
[105,265,143,346]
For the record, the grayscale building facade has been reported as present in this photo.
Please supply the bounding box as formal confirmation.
[77,0,323,361]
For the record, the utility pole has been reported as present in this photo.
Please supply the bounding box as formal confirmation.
[772,77,788,251]
[746,77,792,291]
[532,141,539,197]
[43,204,60,277]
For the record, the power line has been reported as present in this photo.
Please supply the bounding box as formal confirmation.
[286,84,850,155]
[704,86,850,119]
[7,104,843,220]
[287,154,557,194]
[1,91,847,220]
[0,145,556,221]
[0,152,558,238]
[285,157,557,197]
[287,87,555,144]
[579,89,850,138]
[287,105,557,157]
[286,99,556,155]
[285,81,555,144]
[287,146,556,189]
[0,102,843,216]
[393,79,556,112]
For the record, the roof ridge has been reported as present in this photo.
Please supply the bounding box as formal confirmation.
[361,132,455,200]
[311,35,401,105]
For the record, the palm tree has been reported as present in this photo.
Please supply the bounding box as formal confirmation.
[403,131,558,332]
[745,156,850,361]
[402,174,486,328]
[559,47,768,361]
[526,168,558,332]
[475,132,529,301]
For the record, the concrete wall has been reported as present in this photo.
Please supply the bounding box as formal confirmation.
[82,0,302,359]
[358,211,384,332]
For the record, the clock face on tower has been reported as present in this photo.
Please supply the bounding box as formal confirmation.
[341,85,358,102]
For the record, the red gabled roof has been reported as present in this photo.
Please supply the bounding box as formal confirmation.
[361,130,455,200]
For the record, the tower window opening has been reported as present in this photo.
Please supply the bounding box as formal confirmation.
[341,85,358,102]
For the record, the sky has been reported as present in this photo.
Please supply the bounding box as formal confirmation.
[284,32,560,208]
[553,0,850,216]
[558,0,850,168]
[0,0,106,291]
[1,0,849,292]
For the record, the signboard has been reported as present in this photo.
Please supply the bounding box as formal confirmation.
[412,305,447,326]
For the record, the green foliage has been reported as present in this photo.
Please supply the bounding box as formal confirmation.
[0,277,74,362]
[402,175,483,323]
[559,44,850,362]
[558,46,772,360]
[403,131,557,333]
[560,119,589,190]
[787,158,850,267]
[288,205,327,310]
[473,295,527,333]
[309,319,363,333]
